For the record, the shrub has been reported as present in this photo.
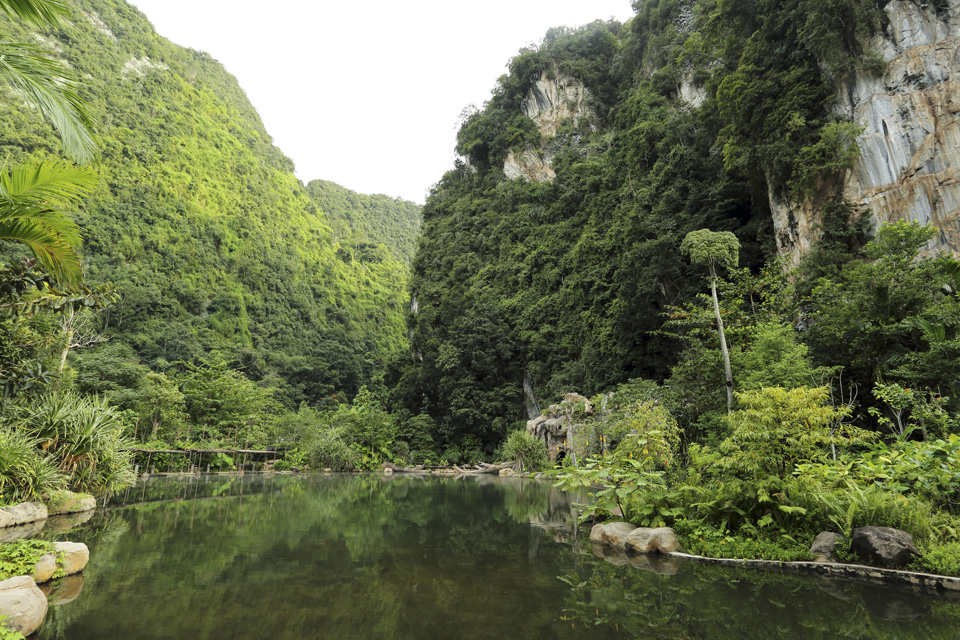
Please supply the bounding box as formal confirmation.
[810,482,935,543]
[0,539,59,581]
[499,430,548,473]
[795,435,960,512]
[20,392,134,496]
[674,520,813,562]
[306,431,356,471]
[720,386,859,479]
[918,541,960,577]
[0,429,64,503]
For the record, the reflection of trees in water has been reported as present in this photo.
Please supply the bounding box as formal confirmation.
[41,474,594,640]
[560,551,960,639]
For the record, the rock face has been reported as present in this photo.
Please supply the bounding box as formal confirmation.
[503,69,590,183]
[772,0,960,262]
[0,576,48,636]
[851,526,920,568]
[0,502,47,529]
[526,392,594,461]
[810,531,846,563]
[624,527,680,554]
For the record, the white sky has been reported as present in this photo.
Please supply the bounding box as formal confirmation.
[128,0,635,204]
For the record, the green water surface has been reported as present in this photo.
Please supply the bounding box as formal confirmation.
[34,474,960,639]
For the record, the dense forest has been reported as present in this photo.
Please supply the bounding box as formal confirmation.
[0,0,420,410]
[377,0,960,576]
[388,0,908,450]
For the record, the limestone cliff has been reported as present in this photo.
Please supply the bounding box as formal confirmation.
[503,70,590,182]
[773,0,960,261]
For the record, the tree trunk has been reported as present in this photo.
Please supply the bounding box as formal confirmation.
[57,307,75,375]
[710,271,734,413]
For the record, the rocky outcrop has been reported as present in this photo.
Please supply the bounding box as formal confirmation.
[521,70,589,138]
[0,576,47,636]
[0,503,47,529]
[851,526,920,568]
[526,392,593,461]
[503,70,590,183]
[772,0,960,262]
[504,148,556,182]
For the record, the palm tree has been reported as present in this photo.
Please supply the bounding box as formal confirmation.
[0,160,96,284]
[0,0,98,283]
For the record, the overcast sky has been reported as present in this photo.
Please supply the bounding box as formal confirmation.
[128,0,635,204]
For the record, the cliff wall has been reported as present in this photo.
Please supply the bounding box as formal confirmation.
[773,0,960,261]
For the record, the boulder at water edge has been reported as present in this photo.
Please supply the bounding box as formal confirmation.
[0,576,47,636]
[851,527,919,568]
[46,491,96,516]
[624,527,680,554]
[31,554,57,583]
[810,532,845,563]
[53,542,90,575]
[0,503,47,528]
[589,522,638,547]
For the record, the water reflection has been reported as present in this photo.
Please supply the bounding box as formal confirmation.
[31,474,960,640]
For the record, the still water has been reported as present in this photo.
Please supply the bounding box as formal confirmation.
[34,474,960,639]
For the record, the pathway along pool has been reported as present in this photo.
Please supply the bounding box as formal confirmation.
[35,474,960,639]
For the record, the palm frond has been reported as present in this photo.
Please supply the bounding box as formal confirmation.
[0,200,82,245]
[0,217,82,283]
[0,41,97,163]
[0,0,69,27]
[0,159,98,205]
[943,259,960,293]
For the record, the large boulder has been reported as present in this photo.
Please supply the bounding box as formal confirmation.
[589,522,637,547]
[810,532,845,563]
[53,542,89,576]
[0,503,47,529]
[623,527,680,554]
[31,554,57,583]
[851,527,920,568]
[45,491,96,517]
[0,576,47,636]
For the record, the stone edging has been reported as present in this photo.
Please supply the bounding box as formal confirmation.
[663,551,960,594]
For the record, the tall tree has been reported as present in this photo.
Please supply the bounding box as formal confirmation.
[681,229,740,412]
